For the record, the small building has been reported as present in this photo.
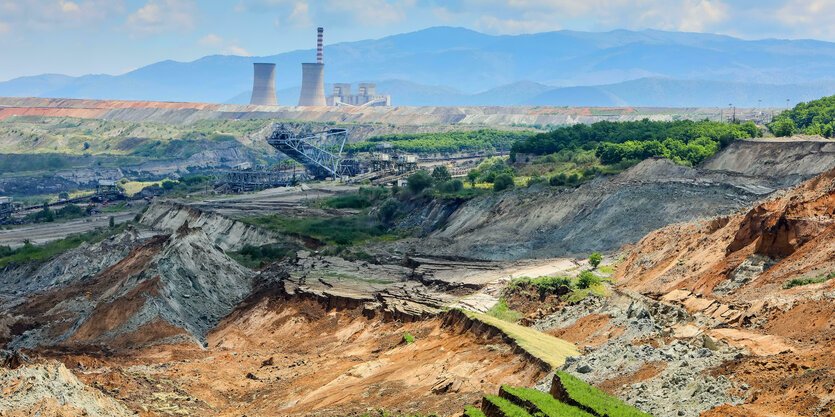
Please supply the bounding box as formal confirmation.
[327,83,391,107]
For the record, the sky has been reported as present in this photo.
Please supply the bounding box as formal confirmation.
[1,0,835,81]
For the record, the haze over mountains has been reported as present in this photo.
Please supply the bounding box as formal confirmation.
[3,26,835,107]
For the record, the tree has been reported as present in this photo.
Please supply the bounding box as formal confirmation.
[770,118,796,137]
[589,252,602,269]
[467,170,478,187]
[58,192,69,201]
[377,198,400,224]
[493,173,515,192]
[407,170,433,193]
[431,165,452,183]
[577,271,601,289]
[161,180,177,191]
[437,179,464,193]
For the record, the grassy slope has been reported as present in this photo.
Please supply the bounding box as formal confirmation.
[556,371,652,417]
[465,311,579,368]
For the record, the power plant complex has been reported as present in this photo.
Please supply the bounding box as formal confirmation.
[249,27,390,107]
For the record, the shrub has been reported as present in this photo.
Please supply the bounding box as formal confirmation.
[770,118,796,137]
[783,271,835,289]
[589,252,602,269]
[493,173,515,192]
[403,333,415,344]
[161,180,176,190]
[550,173,567,186]
[324,194,371,209]
[377,198,400,224]
[437,179,464,193]
[407,170,433,193]
[577,271,601,289]
[432,165,452,183]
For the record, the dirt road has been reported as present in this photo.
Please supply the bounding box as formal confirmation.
[0,209,140,248]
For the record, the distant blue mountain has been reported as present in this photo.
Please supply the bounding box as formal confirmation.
[3,26,835,106]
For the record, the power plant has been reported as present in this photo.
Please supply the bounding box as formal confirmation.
[327,82,391,106]
[298,27,327,106]
[249,63,277,106]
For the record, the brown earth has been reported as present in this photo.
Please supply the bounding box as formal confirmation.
[37,297,546,417]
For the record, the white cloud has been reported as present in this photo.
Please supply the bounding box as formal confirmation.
[775,0,835,38]
[287,2,312,28]
[125,0,197,37]
[476,14,563,35]
[196,33,251,56]
[198,33,224,46]
[222,45,252,56]
[0,0,125,33]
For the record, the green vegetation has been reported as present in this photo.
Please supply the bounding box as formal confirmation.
[483,395,534,417]
[769,95,835,137]
[464,310,579,368]
[555,371,652,417]
[403,333,415,344]
[432,165,452,183]
[0,223,129,268]
[463,406,487,417]
[227,243,299,269]
[511,119,761,171]
[23,203,88,223]
[486,299,524,322]
[323,194,372,209]
[505,271,607,305]
[500,385,595,417]
[344,129,533,154]
[241,214,399,247]
[588,252,602,269]
[407,170,434,193]
[493,173,515,191]
[783,271,835,289]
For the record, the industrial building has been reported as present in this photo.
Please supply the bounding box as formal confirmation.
[250,63,277,105]
[327,83,391,106]
[298,27,327,106]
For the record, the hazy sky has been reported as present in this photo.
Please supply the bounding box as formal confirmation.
[1,0,834,81]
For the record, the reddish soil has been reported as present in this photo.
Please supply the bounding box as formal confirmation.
[40,296,546,417]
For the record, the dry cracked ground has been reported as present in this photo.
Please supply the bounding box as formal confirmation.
[3,137,835,416]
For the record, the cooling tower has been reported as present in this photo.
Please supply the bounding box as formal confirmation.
[298,27,326,106]
[250,63,277,106]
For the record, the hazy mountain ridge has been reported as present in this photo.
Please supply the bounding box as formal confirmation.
[4,26,835,106]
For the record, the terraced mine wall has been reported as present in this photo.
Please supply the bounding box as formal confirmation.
[139,200,280,251]
[402,139,835,261]
[0,97,769,126]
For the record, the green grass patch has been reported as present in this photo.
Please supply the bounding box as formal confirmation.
[783,271,835,289]
[463,406,486,417]
[227,243,298,269]
[0,223,129,268]
[597,265,615,274]
[500,385,595,417]
[465,310,579,368]
[240,214,400,246]
[486,298,524,323]
[403,333,415,344]
[483,395,533,417]
[322,194,371,209]
[555,371,652,417]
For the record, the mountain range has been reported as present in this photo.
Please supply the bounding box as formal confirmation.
[3,26,835,107]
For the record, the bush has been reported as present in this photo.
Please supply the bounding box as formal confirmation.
[324,194,371,209]
[403,333,415,344]
[161,180,177,190]
[407,170,433,193]
[577,271,601,289]
[493,173,515,192]
[377,198,400,224]
[437,179,464,193]
[770,118,796,137]
[589,252,602,269]
[432,165,452,183]
[783,271,835,289]
[550,173,567,186]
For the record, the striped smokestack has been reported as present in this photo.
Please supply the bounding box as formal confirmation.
[317,27,323,64]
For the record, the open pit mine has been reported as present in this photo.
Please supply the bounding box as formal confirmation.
[2,95,835,417]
